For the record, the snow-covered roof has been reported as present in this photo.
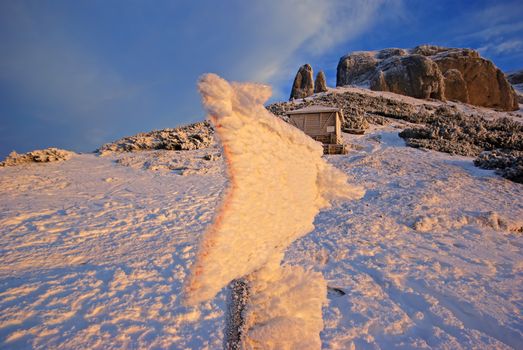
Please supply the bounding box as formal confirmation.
[286,105,341,115]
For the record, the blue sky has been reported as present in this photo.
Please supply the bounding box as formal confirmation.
[1,0,522,158]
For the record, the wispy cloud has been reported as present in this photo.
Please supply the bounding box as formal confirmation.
[449,0,523,60]
[478,39,523,56]
[227,0,404,95]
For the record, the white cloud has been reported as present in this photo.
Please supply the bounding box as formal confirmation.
[226,0,403,97]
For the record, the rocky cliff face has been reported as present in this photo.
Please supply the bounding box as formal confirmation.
[290,64,314,100]
[336,45,519,111]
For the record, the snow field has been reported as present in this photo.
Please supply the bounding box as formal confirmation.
[0,117,521,348]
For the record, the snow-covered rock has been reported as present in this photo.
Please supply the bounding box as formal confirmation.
[474,149,523,183]
[97,121,213,155]
[0,147,75,167]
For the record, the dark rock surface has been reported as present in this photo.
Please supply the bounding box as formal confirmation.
[399,108,523,157]
[290,64,314,100]
[507,70,523,104]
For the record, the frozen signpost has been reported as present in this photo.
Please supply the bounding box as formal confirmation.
[185,74,365,349]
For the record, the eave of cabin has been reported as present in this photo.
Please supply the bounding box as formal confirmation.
[286,105,341,115]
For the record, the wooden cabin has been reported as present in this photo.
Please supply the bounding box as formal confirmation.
[286,105,346,154]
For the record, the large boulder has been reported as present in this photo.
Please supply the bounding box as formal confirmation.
[314,71,328,93]
[369,55,445,100]
[290,64,314,100]
[432,49,518,110]
[336,46,519,111]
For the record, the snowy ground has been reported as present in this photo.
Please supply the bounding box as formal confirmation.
[1,124,522,349]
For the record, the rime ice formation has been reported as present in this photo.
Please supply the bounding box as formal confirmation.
[185,74,364,347]
[186,73,364,305]
[242,262,328,350]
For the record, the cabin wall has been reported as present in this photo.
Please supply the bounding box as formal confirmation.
[289,111,342,145]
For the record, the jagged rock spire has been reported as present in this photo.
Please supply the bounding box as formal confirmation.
[290,64,314,100]
[314,71,328,93]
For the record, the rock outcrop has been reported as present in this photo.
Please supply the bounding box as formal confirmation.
[506,70,523,85]
[314,71,328,93]
[267,86,523,182]
[336,45,519,111]
[474,149,523,184]
[507,69,523,104]
[0,148,75,167]
[431,48,518,110]
[369,55,444,100]
[97,121,214,155]
[290,64,314,100]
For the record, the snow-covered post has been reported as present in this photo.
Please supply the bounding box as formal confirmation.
[185,74,365,349]
[224,279,249,349]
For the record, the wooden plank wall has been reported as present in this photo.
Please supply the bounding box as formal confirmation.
[290,112,342,145]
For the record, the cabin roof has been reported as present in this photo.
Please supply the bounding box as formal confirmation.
[286,105,341,115]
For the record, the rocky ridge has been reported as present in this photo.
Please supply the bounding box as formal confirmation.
[268,87,523,183]
[337,45,519,111]
[97,121,214,155]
